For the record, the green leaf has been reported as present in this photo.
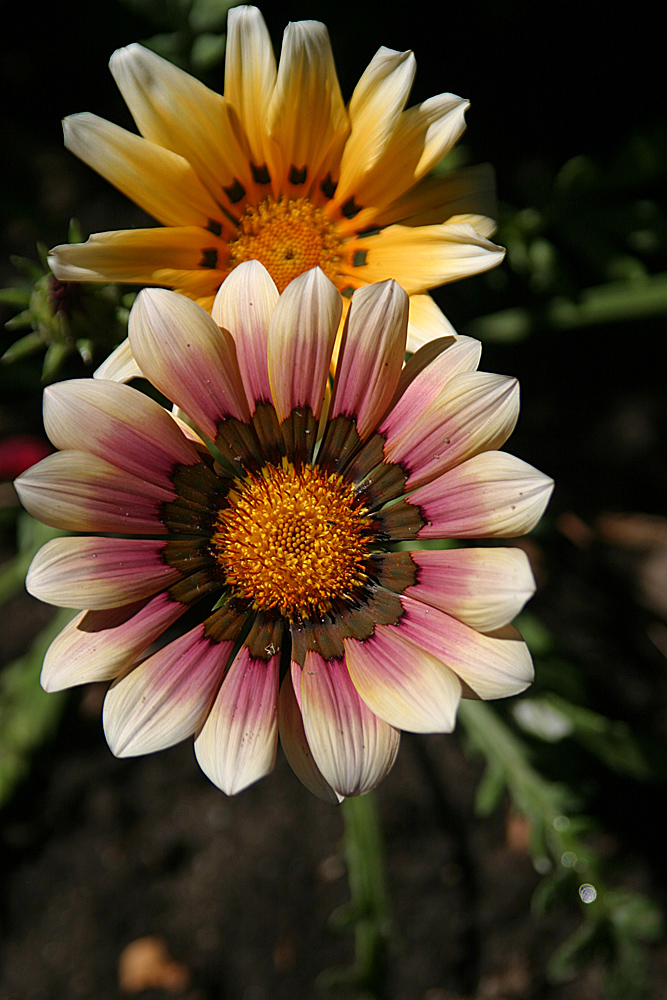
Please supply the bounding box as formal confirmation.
[1,332,45,363]
[0,286,32,308]
[0,609,72,809]
[41,341,73,382]
[189,0,233,32]
[191,31,227,72]
[465,307,533,343]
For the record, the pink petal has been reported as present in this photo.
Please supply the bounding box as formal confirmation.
[344,627,461,733]
[278,668,341,803]
[194,647,279,795]
[41,592,187,692]
[384,371,520,489]
[300,651,400,796]
[267,268,341,423]
[211,261,278,412]
[409,451,554,538]
[380,334,481,439]
[103,623,233,756]
[15,449,173,534]
[26,537,179,609]
[43,379,200,490]
[329,280,408,440]
[405,547,536,632]
[129,288,249,440]
[395,594,534,699]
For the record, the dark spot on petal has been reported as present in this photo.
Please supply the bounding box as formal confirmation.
[223,178,246,203]
[320,173,337,199]
[356,226,381,238]
[341,197,362,219]
[251,162,271,185]
[288,164,308,185]
[200,248,218,269]
[206,218,222,236]
[352,250,367,267]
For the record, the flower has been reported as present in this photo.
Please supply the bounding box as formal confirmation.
[49,5,503,369]
[16,264,553,800]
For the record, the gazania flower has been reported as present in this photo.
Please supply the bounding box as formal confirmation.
[17,264,552,800]
[49,4,503,373]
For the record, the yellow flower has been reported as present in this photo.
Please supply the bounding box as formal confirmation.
[50,5,503,358]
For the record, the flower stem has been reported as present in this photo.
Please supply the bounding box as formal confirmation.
[319,791,391,998]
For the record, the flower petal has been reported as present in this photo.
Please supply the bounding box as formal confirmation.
[404,547,536,632]
[384,370,520,489]
[94,338,143,383]
[103,623,233,756]
[353,93,469,213]
[26,537,180,610]
[344,627,461,733]
[129,287,249,439]
[372,163,498,230]
[211,260,279,411]
[405,294,457,353]
[336,47,416,204]
[278,668,341,803]
[110,42,250,205]
[267,267,341,423]
[386,333,481,424]
[41,592,187,692]
[15,450,173,534]
[267,19,348,194]
[409,451,554,538]
[395,594,534,699]
[351,220,504,294]
[42,378,200,489]
[194,646,279,795]
[224,5,278,181]
[300,651,400,797]
[330,280,408,439]
[63,113,222,227]
[49,226,222,286]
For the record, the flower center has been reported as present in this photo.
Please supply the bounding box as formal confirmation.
[227,196,342,293]
[211,461,374,619]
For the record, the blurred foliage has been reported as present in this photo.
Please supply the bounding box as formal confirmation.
[463,127,667,343]
[116,0,236,75]
[0,513,70,809]
[1,221,130,382]
[459,610,665,998]
[320,793,391,999]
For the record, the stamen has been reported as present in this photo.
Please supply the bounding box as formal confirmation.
[227,196,342,292]
[211,461,375,619]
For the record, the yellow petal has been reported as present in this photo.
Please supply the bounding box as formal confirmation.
[352,93,469,213]
[224,5,278,184]
[372,163,498,230]
[336,47,416,204]
[110,43,251,204]
[63,113,224,227]
[345,220,505,294]
[267,20,349,196]
[406,294,457,352]
[49,226,224,285]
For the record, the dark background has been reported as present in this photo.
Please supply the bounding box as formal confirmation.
[1,3,666,998]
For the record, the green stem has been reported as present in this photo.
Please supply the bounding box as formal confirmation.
[319,791,391,998]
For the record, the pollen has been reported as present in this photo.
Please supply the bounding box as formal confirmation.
[227,196,342,293]
[211,461,374,619]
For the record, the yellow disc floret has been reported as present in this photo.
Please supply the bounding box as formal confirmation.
[227,196,342,292]
[212,461,374,619]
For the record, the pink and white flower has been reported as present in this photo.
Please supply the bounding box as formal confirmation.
[17,263,553,801]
